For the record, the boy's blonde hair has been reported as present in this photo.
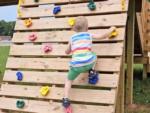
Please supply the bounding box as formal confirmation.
[72,16,88,32]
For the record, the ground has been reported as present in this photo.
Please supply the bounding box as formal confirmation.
[0,46,9,82]
[0,46,150,113]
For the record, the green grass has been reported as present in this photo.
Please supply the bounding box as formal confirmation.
[126,64,150,113]
[133,64,150,104]
[0,46,10,82]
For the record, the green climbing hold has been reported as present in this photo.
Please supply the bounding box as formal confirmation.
[88,3,96,10]
[34,0,39,2]
[87,0,96,11]
[16,100,25,108]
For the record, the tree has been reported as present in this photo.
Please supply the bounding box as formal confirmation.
[0,20,15,36]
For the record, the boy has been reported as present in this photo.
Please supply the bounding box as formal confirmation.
[62,16,116,111]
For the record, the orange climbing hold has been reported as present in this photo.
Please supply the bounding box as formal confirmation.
[24,18,32,27]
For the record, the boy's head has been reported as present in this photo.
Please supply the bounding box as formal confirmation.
[72,16,88,32]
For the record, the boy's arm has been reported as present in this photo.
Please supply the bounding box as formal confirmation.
[65,42,71,54]
[92,26,116,39]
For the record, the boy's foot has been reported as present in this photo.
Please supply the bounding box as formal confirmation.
[62,98,72,113]
[88,69,99,85]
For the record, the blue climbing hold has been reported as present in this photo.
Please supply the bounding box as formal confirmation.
[88,69,99,85]
[53,6,61,15]
[16,71,23,81]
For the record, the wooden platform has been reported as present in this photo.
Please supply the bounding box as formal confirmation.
[0,0,128,112]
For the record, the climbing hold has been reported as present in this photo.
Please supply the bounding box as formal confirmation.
[43,44,53,53]
[20,0,25,4]
[87,0,96,11]
[53,6,61,15]
[64,106,72,113]
[121,0,126,11]
[68,18,75,26]
[24,18,32,27]
[17,9,22,17]
[16,100,25,108]
[16,71,23,81]
[88,2,96,10]
[40,86,50,96]
[17,0,23,17]
[109,29,118,38]
[88,69,99,85]
[28,33,37,41]
[18,0,24,5]
[34,0,39,2]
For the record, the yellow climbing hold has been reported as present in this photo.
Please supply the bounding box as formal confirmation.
[17,9,22,17]
[68,18,75,26]
[109,29,118,38]
[40,86,50,96]
[17,0,24,17]
[121,0,126,11]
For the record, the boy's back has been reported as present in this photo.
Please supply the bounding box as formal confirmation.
[70,32,96,67]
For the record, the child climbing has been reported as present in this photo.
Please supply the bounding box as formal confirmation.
[62,16,116,113]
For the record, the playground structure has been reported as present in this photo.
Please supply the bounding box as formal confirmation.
[0,0,140,112]
[136,0,150,78]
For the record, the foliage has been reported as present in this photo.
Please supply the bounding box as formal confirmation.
[0,20,15,36]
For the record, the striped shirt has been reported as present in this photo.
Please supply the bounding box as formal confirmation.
[70,32,96,67]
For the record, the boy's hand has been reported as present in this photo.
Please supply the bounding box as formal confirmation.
[65,50,71,54]
[110,26,116,32]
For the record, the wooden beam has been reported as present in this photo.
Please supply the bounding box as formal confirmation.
[134,55,148,64]
[0,0,18,6]
[126,0,135,105]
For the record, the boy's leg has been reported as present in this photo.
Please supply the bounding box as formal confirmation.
[64,78,73,99]
[63,67,80,108]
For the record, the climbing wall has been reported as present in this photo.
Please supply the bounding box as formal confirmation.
[0,0,128,113]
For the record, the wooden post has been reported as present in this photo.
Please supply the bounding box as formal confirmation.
[143,52,148,79]
[116,47,125,113]
[126,0,135,105]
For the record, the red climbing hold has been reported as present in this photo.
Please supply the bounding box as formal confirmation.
[64,106,73,113]
[28,33,37,41]
[43,44,52,53]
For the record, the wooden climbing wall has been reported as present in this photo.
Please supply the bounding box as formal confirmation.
[0,0,128,113]
[137,0,150,51]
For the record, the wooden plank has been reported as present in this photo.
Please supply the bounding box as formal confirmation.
[12,28,125,43]
[19,1,128,18]
[0,0,17,6]
[3,70,119,88]
[6,57,121,72]
[15,14,127,31]
[0,97,114,113]
[10,43,123,57]
[0,84,116,104]
[136,13,144,53]
[20,0,128,6]
[134,56,148,64]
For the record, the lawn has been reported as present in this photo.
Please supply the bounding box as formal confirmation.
[0,46,10,82]
[0,46,150,113]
